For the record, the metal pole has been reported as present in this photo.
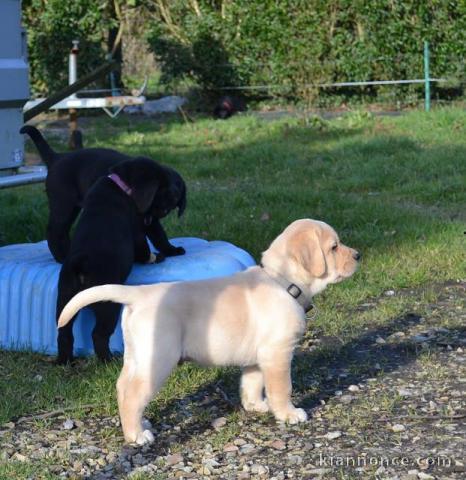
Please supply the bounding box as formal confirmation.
[68,40,79,147]
[0,168,47,189]
[23,61,118,122]
[69,40,79,98]
[106,53,119,116]
[424,41,430,112]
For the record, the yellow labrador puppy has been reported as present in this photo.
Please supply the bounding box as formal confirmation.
[58,219,360,444]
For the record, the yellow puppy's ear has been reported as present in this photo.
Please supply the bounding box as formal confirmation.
[289,230,326,278]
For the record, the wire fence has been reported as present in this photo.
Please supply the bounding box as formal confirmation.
[199,43,465,111]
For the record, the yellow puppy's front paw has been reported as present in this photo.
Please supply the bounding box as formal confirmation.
[276,407,308,424]
[242,399,269,413]
[136,429,154,445]
[146,253,158,264]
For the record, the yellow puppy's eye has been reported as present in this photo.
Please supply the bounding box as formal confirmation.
[332,244,338,251]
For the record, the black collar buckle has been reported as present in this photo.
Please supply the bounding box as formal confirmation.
[286,283,302,299]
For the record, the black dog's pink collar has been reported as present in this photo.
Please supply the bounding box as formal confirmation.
[108,173,132,196]
[222,99,234,110]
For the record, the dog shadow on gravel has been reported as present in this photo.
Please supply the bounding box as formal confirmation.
[96,306,466,479]
[294,311,465,409]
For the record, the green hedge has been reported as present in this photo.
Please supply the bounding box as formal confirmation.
[146,0,466,100]
[23,1,465,102]
[22,0,111,95]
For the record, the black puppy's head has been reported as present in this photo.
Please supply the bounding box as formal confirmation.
[213,96,235,119]
[110,158,165,213]
[213,95,245,120]
[150,167,187,219]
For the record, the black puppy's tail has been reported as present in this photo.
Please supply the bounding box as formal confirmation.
[69,129,83,150]
[20,125,56,167]
[177,179,187,217]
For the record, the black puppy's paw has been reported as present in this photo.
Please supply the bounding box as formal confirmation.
[97,352,115,364]
[55,355,74,366]
[146,252,159,264]
[101,355,115,365]
[164,246,186,257]
[154,252,166,264]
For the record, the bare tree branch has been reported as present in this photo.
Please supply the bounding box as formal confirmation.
[190,0,202,17]
[152,0,188,44]
[110,0,125,57]
[13,404,102,426]
[221,1,226,19]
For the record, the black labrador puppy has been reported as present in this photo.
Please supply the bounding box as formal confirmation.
[21,125,186,263]
[213,95,246,119]
[56,158,165,364]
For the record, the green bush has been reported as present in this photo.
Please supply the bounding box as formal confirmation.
[23,0,111,95]
[23,0,466,102]
[146,0,466,101]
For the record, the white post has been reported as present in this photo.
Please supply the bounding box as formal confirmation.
[68,40,79,99]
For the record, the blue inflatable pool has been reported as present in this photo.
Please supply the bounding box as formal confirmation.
[0,238,255,356]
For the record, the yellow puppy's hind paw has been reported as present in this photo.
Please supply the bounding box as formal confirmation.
[243,399,269,413]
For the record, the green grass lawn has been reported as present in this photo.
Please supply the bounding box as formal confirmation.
[0,108,465,430]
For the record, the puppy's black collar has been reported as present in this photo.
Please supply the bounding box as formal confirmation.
[260,263,315,315]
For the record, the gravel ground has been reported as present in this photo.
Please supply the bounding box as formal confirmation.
[1,281,464,480]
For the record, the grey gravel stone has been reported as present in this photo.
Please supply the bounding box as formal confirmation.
[391,424,406,432]
[166,453,184,466]
[240,443,256,454]
[418,473,435,480]
[397,388,413,397]
[12,452,28,462]
[270,439,286,450]
[339,394,354,404]
[233,438,247,446]
[406,469,419,479]
[288,454,303,465]
[62,419,75,430]
[251,464,268,475]
[211,416,227,430]
[223,443,239,452]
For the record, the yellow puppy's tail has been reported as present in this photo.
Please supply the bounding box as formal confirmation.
[57,284,140,328]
